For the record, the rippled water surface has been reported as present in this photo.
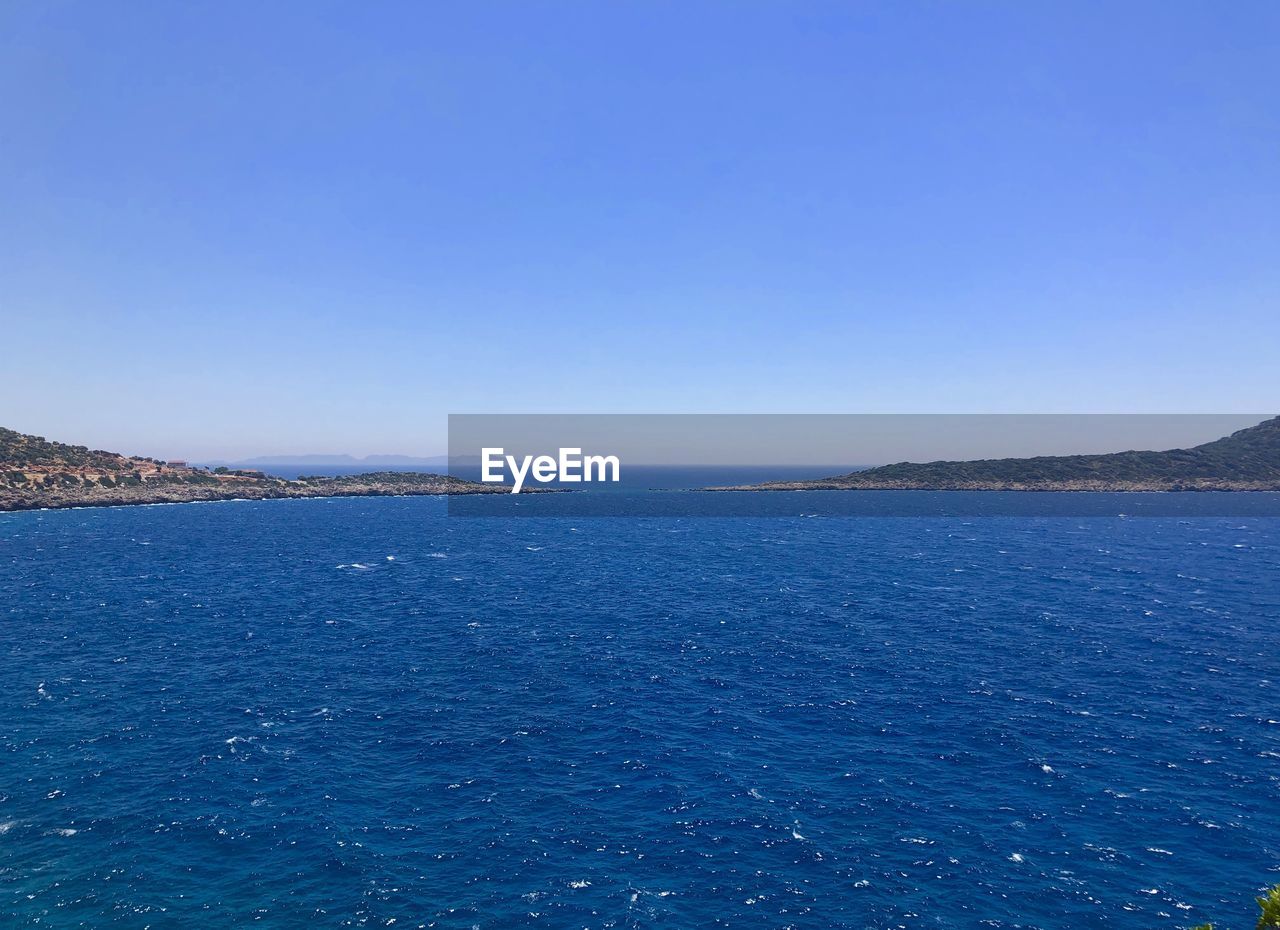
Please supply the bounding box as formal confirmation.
[2,497,1277,928]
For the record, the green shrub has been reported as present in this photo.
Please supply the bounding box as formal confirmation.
[1188,883,1280,930]
[1259,885,1280,930]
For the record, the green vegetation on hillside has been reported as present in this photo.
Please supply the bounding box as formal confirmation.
[745,416,1280,491]
[0,426,132,471]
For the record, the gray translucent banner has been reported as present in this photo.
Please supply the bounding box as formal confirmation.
[446,414,1280,517]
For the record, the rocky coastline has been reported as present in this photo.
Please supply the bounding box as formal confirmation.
[0,471,514,513]
[0,428,515,512]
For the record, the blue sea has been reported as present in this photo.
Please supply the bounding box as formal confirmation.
[214,464,863,487]
[2,494,1277,929]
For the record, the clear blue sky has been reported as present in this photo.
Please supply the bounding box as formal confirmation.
[2,1,1277,459]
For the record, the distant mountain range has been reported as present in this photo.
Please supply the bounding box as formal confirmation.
[206,453,451,467]
[728,415,1280,491]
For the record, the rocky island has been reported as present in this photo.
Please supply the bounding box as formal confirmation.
[0,427,510,512]
[720,415,1280,492]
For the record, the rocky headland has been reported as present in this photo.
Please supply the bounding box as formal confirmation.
[717,416,1280,492]
[0,428,511,512]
